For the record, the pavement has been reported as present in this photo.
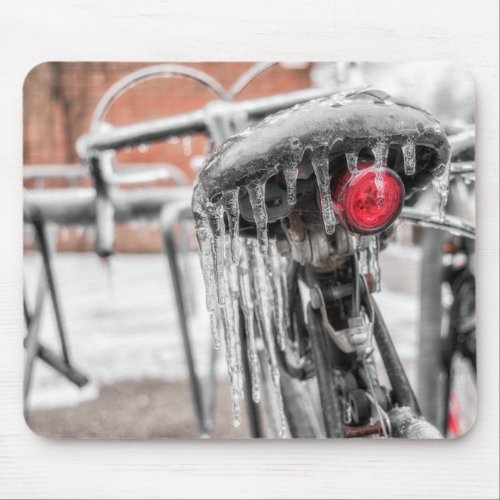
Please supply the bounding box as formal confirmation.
[24,245,421,438]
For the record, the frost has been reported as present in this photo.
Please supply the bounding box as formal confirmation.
[247,180,269,254]
[311,147,337,235]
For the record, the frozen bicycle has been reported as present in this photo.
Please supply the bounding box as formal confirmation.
[193,89,475,438]
[78,66,475,438]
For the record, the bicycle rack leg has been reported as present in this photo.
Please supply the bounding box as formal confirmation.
[204,339,218,432]
[417,227,445,427]
[162,206,211,436]
[24,223,89,406]
[32,217,71,365]
[23,271,46,410]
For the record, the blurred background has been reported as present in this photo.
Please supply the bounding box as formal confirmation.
[23,62,475,438]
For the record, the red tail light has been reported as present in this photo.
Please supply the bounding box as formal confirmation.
[332,162,404,235]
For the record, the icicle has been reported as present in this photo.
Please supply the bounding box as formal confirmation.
[193,210,221,349]
[279,255,291,329]
[138,143,149,153]
[228,260,244,398]
[343,137,361,172]
[433,162,451,221]
[352,233,362,252]
[311,146,337,235]
[246,180,269,254]
[209,312,221,349]
[247,240,287,437]
[345,151,359,172]
[206,202,227,306]
[221,260,243,427]
[222,189,241,264]
[268,241,286,351]
[373,140,389,169]
[368,237,381,292]
[238,241,261,403]
[402,139,416,176]
[282,156,300,206]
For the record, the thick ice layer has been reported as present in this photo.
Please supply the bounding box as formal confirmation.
[246,180,269,253]
[192,89,451,435]
[368,237,381,292]
[311,147,337,235]
[195,88,450,244]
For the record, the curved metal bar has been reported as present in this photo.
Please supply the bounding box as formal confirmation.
[24,187,192,226]
[160,200,212,436]
[449,126,475,158]
[79,87,336,154]
[24,163,190,186]
[450,161,475,179]
[24,165,89,180]
[400,207,475,239]
[91,64,230,131]
[228,62,278,99]
[109,164,189,186]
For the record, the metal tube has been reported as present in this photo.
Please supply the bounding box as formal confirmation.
[372,299,421,414]
[79,87,335,154]
[24,187,192,226]
[32,216,71,365]
[400,207,475,239]
[90,64,229,130]
[24,163,189,186]
[23,271,46,406]
[449,127,475,157]
[450,161,475,177]
[161,201,211,436]
[417,227,446,428]
[24,165,89,180]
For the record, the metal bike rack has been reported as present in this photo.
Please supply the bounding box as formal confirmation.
[23,205,89,409]
[23,185,192,408]
[77,64,325,437]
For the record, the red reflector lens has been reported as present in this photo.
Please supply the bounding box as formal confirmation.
[332,164,404,235]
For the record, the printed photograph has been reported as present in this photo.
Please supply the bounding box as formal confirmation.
[23,62,476,438]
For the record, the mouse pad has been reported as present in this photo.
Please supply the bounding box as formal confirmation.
[23,62,476,438]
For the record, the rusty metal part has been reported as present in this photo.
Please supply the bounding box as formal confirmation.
[346,421,384,438]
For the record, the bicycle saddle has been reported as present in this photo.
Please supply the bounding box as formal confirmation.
[193,89,450,253]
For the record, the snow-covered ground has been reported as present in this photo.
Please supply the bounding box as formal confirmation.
[24,247,420,411]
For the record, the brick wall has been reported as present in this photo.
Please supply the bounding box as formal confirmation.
[23,62,312,252]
